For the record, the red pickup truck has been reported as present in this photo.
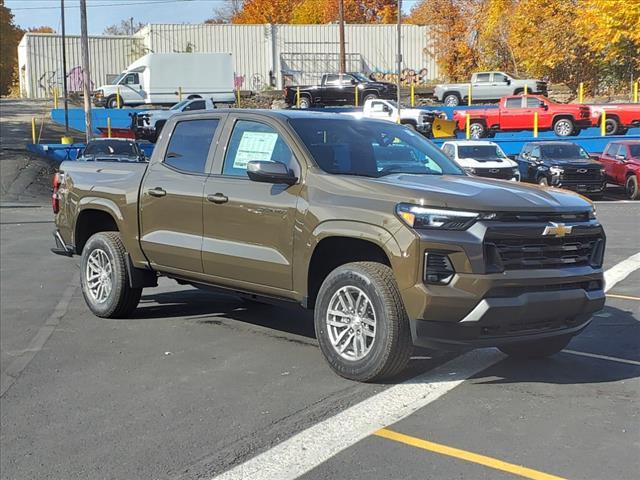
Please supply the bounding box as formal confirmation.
[589,104,640,135]
[597,140,640,199]
[454,95,592,138]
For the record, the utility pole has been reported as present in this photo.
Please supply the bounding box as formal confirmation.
[79,0,92,142]
[130,16,134,35]
[396,0,402,116]
[60,0,69,137]
[338,0,346,74]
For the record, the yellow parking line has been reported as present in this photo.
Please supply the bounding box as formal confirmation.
[607,293,640,301]
[373,428,566,480]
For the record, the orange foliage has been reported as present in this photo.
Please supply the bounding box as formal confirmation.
[232,0,303,24]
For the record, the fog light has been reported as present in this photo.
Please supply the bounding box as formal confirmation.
[424,251,455,285]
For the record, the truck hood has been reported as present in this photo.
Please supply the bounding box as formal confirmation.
[540,158,602,168]
[343,174,592,212]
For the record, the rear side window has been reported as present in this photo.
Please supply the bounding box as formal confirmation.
[183,100,206,111]
[325,75,340,85]
[223,120,296,177]
[164,119,219,174]
[475,73,491,82]
[505,98,522,108]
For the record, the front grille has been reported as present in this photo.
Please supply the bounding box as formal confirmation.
[485,232,604,270]
[561,169,601,182]
[474,167,515,180]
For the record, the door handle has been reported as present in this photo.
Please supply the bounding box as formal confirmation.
[147,187,166,197]
[207,193,228,204]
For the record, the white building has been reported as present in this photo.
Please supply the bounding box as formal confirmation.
[18,23,437,99]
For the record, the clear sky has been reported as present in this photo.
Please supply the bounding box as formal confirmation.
[7,0,419,35]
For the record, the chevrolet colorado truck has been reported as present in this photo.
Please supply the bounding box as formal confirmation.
[597,140,640,199]
[52,110,606,382]
[434,72,547,106]
[284,73,397,108]
[454,95,592,138]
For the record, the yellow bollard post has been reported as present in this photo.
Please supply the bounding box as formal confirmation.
[107,116,111,138]
[465,113,471,140]
[578,82,584,104]
[524,84,528,95]
[178,86,183,101]
[467,84,472,106]
[53,87,58,109]
[31,117,37,144]
[410,84,415,107]
[296,86,300,108]
[533,111,538,138]
[117,87,121,108]
[354,86,358,107]
[601,109,607,136]
[634,81,639,103]
[236,87,241,107]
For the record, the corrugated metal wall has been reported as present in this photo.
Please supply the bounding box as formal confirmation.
[20,24,437,98]
[18,33,143,98]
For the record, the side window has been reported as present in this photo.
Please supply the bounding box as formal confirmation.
[493,73,508,83]
[442,144,453,159]
[526,97,543,108]
[341,75,355,85]
[164,119,219,174]
[325,75,340,85]
[183,100,206,111]
[521,144,531,157]
[530,146,541,159]
[475,73,491,83]
[223,120,296,177]
[505,98,522,108]
[124,73,139,85]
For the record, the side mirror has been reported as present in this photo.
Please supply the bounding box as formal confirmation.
[529,155,539,162]
[506,79,511,85]
[350,79,357,85]
[76,148,84,158]
[542,104,549,111]
[615,154,626,161]
[247,161,297,185]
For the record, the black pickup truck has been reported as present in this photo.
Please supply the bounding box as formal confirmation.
[284,73,397,108]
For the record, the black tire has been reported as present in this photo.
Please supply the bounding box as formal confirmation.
[626,175,640,200]
[605,117,619,136]
[403,122,417,130]
[363,92,378,102]
[553,117,574,137]
[150,120,166,144]
[443,93,460,106]
[469,121,486,138]
[106,95,121,109]
[538,176,549,186]
[513,88,524,95]
[80,232,142,318]
[314,262,412,382]
[498,334,572,359]
[298,96,312,109]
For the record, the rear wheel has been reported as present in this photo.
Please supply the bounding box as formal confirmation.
[626,175,639,200]
[553,118,574,137]
[498,334,572,359]
[443,94,460,106]
[314,262,411,382]
[80,232,142,318]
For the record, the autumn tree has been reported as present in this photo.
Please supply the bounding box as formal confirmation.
[291,0,397,24]
[232,0,302,23]
[0,0,22,96]
[103,18,146,35]
[205,0,244,24]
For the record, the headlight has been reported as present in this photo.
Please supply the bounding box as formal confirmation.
[512,167,519,175]
[463,167,476,175]
[600,168,606,175]
[589,207,597,220]
[550,166,564,175]
[396,204,482,230]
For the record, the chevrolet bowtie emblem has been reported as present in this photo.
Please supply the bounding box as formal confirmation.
[542,222,572,237]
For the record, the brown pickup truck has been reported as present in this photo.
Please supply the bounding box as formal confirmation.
[52,110,606,381]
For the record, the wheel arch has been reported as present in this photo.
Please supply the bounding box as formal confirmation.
[74,205,121,254]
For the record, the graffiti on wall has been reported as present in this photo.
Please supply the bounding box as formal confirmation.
[38,65,94,96]
[370,67,430,86]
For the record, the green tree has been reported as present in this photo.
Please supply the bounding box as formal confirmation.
[0,0,23,96]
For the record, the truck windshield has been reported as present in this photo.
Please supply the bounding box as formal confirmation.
[458,145,507,160]
[111,73,126,85]
[541,144,589,159]
[289,117,464,177]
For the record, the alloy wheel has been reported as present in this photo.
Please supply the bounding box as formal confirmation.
[86,248,113,304]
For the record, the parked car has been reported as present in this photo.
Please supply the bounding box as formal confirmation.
[93,53,236,109]
[588,104,640,135]
[434,72,547,106]
[77,138,146,163]
[441,140,520,181]
[516,141,606,195]
[343,98,450,137]
[52,110,605,382]
[596,140,640,199]
[283,73,396,108]
[454,95,592,138]
[131,97,218,143]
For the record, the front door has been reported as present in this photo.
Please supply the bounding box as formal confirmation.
[202,116,302,292]
[119,72,146,105]
[140,117,223,273]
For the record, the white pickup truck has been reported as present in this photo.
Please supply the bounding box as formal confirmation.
[130,97,218,143]
[343,99,447,137]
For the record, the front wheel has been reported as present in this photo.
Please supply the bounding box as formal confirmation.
[469,121,486,138]
[363,93,378,102]
[298,96,312,109]
[605,117,620,136]
[314,262,412,382]
[626,175,640,200]
[498,334,572,359]
[553,118,574,137]
[538,176,549,186]
[80,232,142,318]
[105,95,121,109]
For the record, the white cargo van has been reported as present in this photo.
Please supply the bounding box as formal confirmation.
[93,53,236,109]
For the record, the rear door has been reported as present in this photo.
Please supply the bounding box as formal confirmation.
[471,73,492,100]
[201,114,303,292]
[500,97,529,130]
[139,115,224,273]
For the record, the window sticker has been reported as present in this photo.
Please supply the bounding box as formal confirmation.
[233,131,279,169]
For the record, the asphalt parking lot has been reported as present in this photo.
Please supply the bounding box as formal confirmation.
[1,195,638,480]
